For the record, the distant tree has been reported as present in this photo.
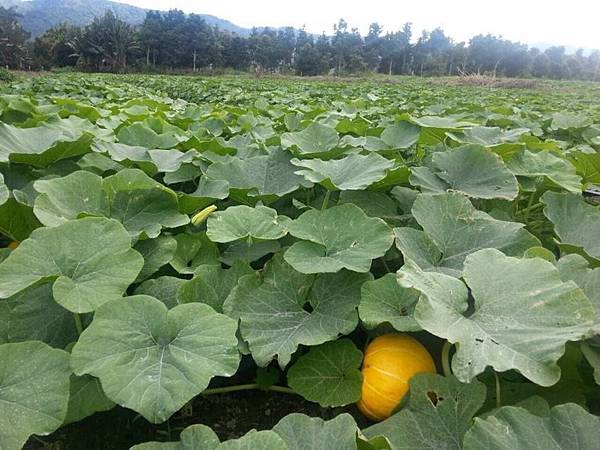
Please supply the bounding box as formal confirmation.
[0,6,30,69]
[33,23,80,68]
[24,10,600,81]
[545,46,567,79]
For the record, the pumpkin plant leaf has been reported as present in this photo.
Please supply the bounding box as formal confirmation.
[399,249,594,385]
[0,283,78,348]
[217,430,287,450]
[281,122,339,156]
[131,424,220,450]
[380,121,420,149]
[287,339,363,407]
[284,204,394,273]
[71,295,240,423]
[33,169,189,239]
[223,256,370,368]
[556,254,600,333]
[506,149,582,193]
[291,154,394,191]
[542,191,600,261]
[363,374,486,450]
[206,205,291,243]
[177,261,254,312]
[463,403,600,450]
[134,235,178,283]
[0,217,144,313]
[0,117,94,167]
[359,273,420,331]
[64,374,115,425]
[273,413,359,450]
[410,146,519,200]
[0,341,71,450]
[394,193,540,277]
[205,150,311,200]
[170,232,220,274]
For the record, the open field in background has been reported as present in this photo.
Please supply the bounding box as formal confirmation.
[0,73,599,449]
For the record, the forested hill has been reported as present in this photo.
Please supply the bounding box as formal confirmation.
[0,0,248,36]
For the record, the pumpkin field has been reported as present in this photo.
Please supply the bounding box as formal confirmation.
[0,74,599,449]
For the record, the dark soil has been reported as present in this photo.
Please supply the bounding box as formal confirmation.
[26,390,371,450]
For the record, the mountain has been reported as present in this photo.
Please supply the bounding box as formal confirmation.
[0,0,250,37]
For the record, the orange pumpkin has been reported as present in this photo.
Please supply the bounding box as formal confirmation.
[7,241,19,250]
[357,333,436,421]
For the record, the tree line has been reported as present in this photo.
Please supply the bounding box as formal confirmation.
[2,6,600,80]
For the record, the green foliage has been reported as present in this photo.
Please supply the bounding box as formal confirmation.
[0,67,14,82]
[0,73,599,449]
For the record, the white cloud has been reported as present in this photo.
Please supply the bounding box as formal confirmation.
[114,0,600,49]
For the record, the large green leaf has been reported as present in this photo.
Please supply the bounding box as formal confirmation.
[206,205,291,243]
[551,112,592,130]
[359,273,420,331]
[410,146,519,200]
[338,191,400,221]
[398,249,594,385]
[131,424,220,450]
[570,151,600,186]
[34,169,189,239]
[284,204,394,273]
[281,122,339,156]
[394,193,539,277]
[380,121,420,149]
[446,126,528,147]
[273,413,359,450]
[135,276,185,309]
[132,425,288,450]
[0,217,143,313]
[170,232,220,274]
[0,197,42,241]
[93,141,194,175]
[71,295,240,423]
[0,117,94,167]
[542,191,600,260]
[506,149,582,193]
[206,150,311,200]
[463,403,600,450]
[177,261,254,312]
[556,254,600,333]
[287,339,363,407]
[0,283,77,348]
[116,120,186,149]
[0,341,71,450]
[134,236,178,282]
[224,257,370,367]
[217,430,287,450]
[363,374,486,450]
[291,154,394,190]
[64,374,115,425]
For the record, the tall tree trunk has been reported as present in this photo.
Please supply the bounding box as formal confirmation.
[193,49,197,72]
[388,58,393,76]
[146,47,150,66]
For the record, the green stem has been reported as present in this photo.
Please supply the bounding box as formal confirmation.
[441,341,452,377]
[521,195,543,225]
[380,257,392,274]
[202,384,296,396]
[494,372,502,409]
[321,190,331,210]
[73,313,83,335]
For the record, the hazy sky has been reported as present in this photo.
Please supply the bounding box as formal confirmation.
[114,0,600,49]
